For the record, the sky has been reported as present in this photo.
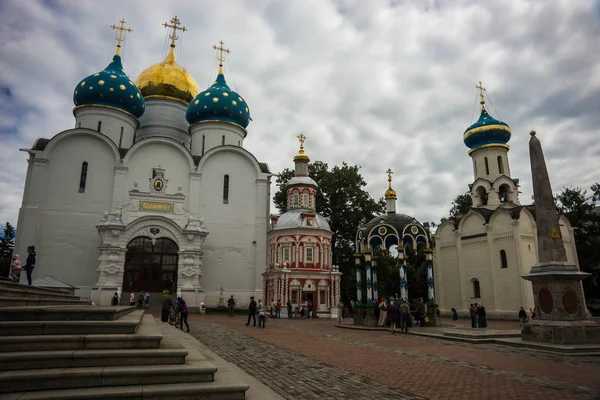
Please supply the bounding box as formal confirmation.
[1,0,599,228]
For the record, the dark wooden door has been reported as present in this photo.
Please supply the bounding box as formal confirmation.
[124,237,179,293]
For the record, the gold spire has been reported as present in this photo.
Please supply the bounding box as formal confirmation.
[110,18,132,56]
[163,15,187,48]
[476,81,487,110]
[294,133,309,161]
[212,40,231,75]
[385,168,397,200]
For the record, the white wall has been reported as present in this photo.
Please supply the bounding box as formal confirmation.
[74,107,137,149]
[189,122,246,156]
[136,99,190,149]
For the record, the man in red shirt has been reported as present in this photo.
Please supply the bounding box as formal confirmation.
[276,299,282,318]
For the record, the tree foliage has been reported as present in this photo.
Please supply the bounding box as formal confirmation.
[555,186,600,300]
[448,192,473,219]
[0,222,15,277]
[273,162,386,301]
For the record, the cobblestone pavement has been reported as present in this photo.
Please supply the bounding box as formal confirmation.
[188,315,600,400]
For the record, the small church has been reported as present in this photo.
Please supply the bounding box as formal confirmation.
[14,17,271,309]
[434,83,579,318]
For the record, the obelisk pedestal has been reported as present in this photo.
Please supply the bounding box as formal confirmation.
[521,131,600,344]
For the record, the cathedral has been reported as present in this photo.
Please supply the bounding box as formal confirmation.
[434,84,579,318]
[263,136,342,318]
[14,18,271,309]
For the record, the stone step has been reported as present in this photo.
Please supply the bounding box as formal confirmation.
[0,310,145,336]
[4,381,248,400]
[0,281,72,296]
[0,347,188,371]
[0,297,91,308]
[0,306,135,321]
[0,313,161,352]
[1,287,81,300]
[0,363,217,394]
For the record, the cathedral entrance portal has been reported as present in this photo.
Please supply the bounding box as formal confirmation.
[124,237,179,293]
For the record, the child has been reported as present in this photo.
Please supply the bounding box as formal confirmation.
[10,254,22,283]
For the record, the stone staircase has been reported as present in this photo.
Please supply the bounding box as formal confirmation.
[0,281,248,399]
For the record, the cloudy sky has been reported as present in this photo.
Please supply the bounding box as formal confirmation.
[1,0,599,227]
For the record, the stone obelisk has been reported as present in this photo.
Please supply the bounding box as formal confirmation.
[522,130,600,344]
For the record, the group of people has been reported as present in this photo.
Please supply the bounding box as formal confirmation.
[160,292,190,332]
[469,303,488,329]
[376,297,431,330]
[518,306,536,326]
[9,246,36,285]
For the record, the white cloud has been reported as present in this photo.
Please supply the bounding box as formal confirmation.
[0,0,599,226]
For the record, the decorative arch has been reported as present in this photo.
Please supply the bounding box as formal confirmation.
[384,234,399,250]
[197,145,264,176]
[456,210,487,233]
[42,128,121,163]
[123,136,195,171]
[122,215,183,247]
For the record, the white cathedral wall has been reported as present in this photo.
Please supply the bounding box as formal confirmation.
[197,150,267,307]
[74,107,137,149]
[189,122,246,156]
[17,134,116,294]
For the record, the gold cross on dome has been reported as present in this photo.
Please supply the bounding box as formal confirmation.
[476,81,487,109]
[110,18,132,56]
[212,40,231,67]
[386,168,393,187]
[163,16,187,47]
[297,133,307,150]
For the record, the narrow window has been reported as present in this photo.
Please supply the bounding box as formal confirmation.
[223,174,229,203]
[474,159,477,176]
[500,250,508,268]
[306,247,313,262]
[202,135,206,155]
[238,140,240,146]
[497,156,504,174]
[118,127,124,148]
[222,135,225,145]
[293,194,299,208]
[79,162,88,193]
[78,122,82,128]
[484,157,489,175]
[472,279,481,298]
[283,247,290,262]
[319,290,327,305]
[97,121,102,132]
[303,194,309,207]
[292,290,298,304]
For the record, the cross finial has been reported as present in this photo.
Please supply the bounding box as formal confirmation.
[297,133,307,150]
[386,168,393,188]
[163,16,187,48]
[476,81,487,110]
[212,40,231,70]
[110,18,132,56]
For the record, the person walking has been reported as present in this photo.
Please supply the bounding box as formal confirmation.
[287,299,293,318]
[519,307,527,326]
[111,292,119,306]
[161,293,175,323]
[24,246,36,286]
[276,299,282,318]
[469,303,477,328]
[245,296,257,326]
[227,295,236,317]
[137,291,144,308]
[257,300,266,328]
[308,300,313,319]
[144,292,150,308]
[176,297,190,332]
[399,300,411,332]
[388,301,398,334]
[478,304,487,329]
[451,308,458,321]
[337,298,344,325]
[378,298,388,327]
[9,254,22,283]
[129,292,135,306]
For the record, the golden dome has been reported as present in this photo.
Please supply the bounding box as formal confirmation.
[135,46,199,104]
[385,188,397,200]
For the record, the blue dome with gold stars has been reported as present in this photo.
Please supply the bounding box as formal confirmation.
[73,55,145,119]
[463,107,511,149]
[186,70,250,128]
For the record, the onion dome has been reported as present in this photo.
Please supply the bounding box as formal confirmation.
[186,67,251,128]
[73,54,145,118]
[135,46,200,104]
[463,82,511,150]
[384,168,397,200]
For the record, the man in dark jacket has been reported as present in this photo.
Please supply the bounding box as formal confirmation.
[161,293,175,323]
[25,246,36,286]
[245,296,257,326]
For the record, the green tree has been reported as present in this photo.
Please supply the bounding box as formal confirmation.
[273,162,385,302]
[0,222,16,277]
[448,192,473,219]
[555,186,600,301]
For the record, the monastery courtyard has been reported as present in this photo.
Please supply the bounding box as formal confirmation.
[177,314,600,400]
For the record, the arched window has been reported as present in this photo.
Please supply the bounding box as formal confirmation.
[472,279,481,298]
[97,121,102,132]
[293,193,299,208]
[223,174,229,203]
[476,186,488,206]
[222,135,225,145]
[500,250,508,268]
[484,157,489,175]
[78,162,88,193]
[497,156,504,174]
[499,184,510,203]
[303,193,309,207]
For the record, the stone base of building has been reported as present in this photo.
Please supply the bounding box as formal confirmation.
[90,286,120,306]
[521,319,600,344]
[179,288,205,312]
[426,313,442,327]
